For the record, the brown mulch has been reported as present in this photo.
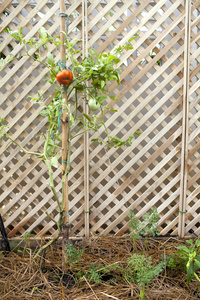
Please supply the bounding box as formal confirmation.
[0,236,200,299]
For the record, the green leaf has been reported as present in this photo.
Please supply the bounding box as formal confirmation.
[75,84,84,91]
[194,259,200,269]
[186,239,194,245]
[110,95,120,102]
[44,159,51,169]
[197,255,200,262]
[128,35,139,42]
[100,80,105,89]
[47,52,55,66]
[113,57,120,64]
[51,156,59,168]
[69,113,75,126]
[96,94,107,104]
[39,27,48,41]
[124,44,134,50]
[92,48,98,58]
[104,106,117,112]
[177,245,190,253]
[135,131,141,135]
[4,27,10,33]
[11,31,20,40]
[196,239,200,248]
[187,262,194,284]
[83,113,92,122]
[54,66,60,74]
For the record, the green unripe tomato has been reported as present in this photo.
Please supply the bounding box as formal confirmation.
[88,98,100,111]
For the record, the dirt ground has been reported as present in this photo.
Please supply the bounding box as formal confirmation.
[0,236,200,300]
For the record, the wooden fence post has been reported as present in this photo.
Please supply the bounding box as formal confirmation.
[178,0,191,238]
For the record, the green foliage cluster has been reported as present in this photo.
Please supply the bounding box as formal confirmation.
[127,253,165,286]
[65,242,84,269]
[0,118,9,141]
[127,253,165,299]
[129,207,160,239]
[129,206,160,254]
[86,263,105,284]
[167,238,200,285]
[0,27,140,164]
[63,208,164,300]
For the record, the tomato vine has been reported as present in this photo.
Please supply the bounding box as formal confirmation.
[0,27,140,257]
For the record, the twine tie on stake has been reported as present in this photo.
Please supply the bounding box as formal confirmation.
[62,212,71,227]
[62,160,70,164]
[59,13,69,36]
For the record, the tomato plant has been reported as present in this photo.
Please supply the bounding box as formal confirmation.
[0,26,139,257]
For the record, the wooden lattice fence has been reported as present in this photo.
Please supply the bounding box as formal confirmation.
[0,0,200,239]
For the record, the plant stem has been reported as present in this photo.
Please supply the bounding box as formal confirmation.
[70,128,91,140]
[48,163,62,218]
[140,284,147,300]
[6,137,43,157]
[26,52,57,76]
[143,234,148,255]
[46,212,59,227]
[74,88,78,120]
[133,237,136,254]
[34,235,60,260]
[194,272,200,282]
[62,123,71,191]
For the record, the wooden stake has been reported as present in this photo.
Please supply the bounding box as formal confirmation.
[178,0,191,237]
[82,0,90,239]
[59,0,70,270]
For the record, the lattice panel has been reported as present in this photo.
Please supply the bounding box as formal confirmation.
[0,0,85,237]
[87,0,196,236]
[185,2,200,236]
[0,0,200,238]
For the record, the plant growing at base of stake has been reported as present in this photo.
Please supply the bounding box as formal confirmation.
[65,242,84,269]
[0,27,139,257]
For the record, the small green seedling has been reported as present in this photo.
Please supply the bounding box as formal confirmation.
[129,206,160,253]
[22,232,35,257]
[127,253,165,300]
[175,239,200,285]
[65,242,84,269]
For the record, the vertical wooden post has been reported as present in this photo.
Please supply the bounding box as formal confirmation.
[59,0,69,268]
[178,0,191,238]
[82,0,90,238]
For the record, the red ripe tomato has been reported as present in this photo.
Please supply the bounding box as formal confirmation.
[56,69,73,85]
